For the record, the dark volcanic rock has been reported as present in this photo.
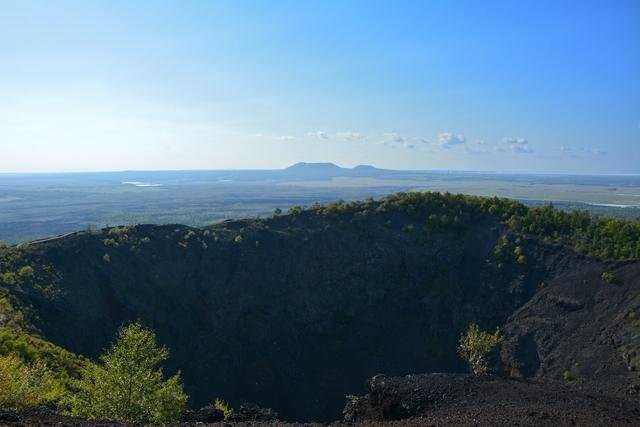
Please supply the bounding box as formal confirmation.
[500,260,640,399]
[181,405,224,422]
[230,403,279,421]
[343,373,640,426]
[9,210,549,420]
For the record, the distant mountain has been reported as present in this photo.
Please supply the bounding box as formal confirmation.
[284,162,344,173]
[281,162,386,178]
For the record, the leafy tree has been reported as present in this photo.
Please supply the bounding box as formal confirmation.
[68,322,187,422]
[458,322,504,375]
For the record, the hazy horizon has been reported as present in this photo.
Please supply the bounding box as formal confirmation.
[2,162,640,177]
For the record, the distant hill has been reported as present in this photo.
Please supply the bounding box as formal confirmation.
[281,162,387,178]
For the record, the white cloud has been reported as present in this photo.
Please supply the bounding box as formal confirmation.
[307,131,329,140]
[437,132,466,148]
[560,146,607,156]
[335,131,364,141]
[503,137,533,154]
[581,147,607,156]
[382,132,405,144]
[278,135,295,141]
[464,140,491,154]
[381,132,420,150]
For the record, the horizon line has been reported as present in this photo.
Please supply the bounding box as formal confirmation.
[1,164,640,177]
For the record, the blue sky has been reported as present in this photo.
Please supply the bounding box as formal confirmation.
[0,1,638,173]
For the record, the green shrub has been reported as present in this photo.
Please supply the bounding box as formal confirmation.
[103,238,119,248]
[68,322,187,423]
[562,370,576,382]
[214,397,234,420]
[601,271,617,284]
[288,206,303,215]
[17,266,34,280]
[458,322,504,375]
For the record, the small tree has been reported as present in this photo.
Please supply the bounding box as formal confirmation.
[68,322,187,422]
[458,322,504,375]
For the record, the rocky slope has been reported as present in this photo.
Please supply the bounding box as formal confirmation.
[343,373,640,426]
[500,257,640,397]
[1,193,639,421]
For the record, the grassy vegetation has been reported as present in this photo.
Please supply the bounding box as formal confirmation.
[0,328,93,410]
[0,354,56,410]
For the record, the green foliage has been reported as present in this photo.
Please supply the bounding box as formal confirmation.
[17,266,34,280]
[0,354,56,410]
[0,328,90,410]
[103,238,119,248]
[601,271,618,285]
[0,328,88,381]
[311,193,640,261]
[214,397,234,420]
[0,297,25,329]
[68,322,187,423]
[518,204,640,259]
[458,322,504,375]
[0,272,18,286]
[563,370,577,383]
[272,207,282,216]
[288,205,303,215]
[102,253,111,264]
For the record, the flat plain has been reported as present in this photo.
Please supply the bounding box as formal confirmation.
[1,165,639,244]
